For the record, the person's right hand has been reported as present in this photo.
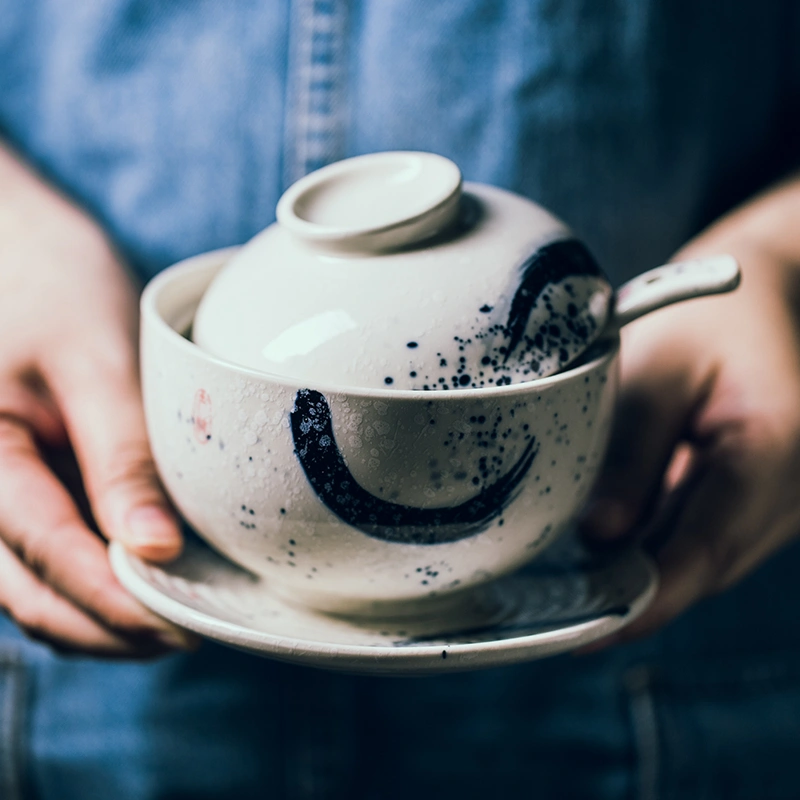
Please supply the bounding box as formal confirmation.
[0,146,197,657]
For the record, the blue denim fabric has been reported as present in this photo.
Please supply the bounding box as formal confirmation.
[4,554,800,800]
[2,0,799,285]
[2,1,800,798]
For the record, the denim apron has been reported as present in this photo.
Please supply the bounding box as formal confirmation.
[1,2,800,798]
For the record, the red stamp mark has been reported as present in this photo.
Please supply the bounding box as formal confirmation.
[193,389,212,444]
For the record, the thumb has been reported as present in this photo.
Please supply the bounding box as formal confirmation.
[46,338,182,562]
[581,327,703,541]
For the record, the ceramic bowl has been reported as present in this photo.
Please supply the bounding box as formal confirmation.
[142,248,618,618]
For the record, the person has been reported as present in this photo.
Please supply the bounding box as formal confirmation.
[1,1,800,797]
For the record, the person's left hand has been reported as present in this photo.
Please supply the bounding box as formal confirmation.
[580,192,800,647]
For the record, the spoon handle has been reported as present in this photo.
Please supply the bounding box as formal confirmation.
[612,254,741,329]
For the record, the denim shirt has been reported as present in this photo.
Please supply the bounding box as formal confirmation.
[2,1,799,284]
[2,2,800,799]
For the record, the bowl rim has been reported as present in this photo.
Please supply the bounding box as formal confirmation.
[141,247,620,400]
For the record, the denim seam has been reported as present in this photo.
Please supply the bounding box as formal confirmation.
[0,650,25,800]
[283,0,349,188]
[625,665,659,800]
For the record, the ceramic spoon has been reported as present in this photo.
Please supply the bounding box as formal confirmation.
[501,252,741,381]
[611,254,741,331]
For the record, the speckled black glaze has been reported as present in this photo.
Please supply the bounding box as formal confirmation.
[503,237,603,364]
[290,389,539,544]
[394,237,609,391]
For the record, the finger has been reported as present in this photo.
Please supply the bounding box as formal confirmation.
[664,442,695,493]
[585,443,789,651]
[0,418,196,649]
[0,537,172,658]
[575,464,733,656]
[45,336,182,562]
[628,462,779,637]
[0,378,66,445]
[581,354,697,541]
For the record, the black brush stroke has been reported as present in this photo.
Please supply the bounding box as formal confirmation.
[503,237,604,363]
[290,389,538,544]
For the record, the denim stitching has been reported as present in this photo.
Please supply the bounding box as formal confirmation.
[283,0,349,188]
[0,650,25,800]
[625,665,659,800]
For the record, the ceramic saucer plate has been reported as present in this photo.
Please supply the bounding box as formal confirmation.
[109,530,657,676]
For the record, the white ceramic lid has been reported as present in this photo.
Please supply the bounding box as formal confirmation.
[192,152,612,390]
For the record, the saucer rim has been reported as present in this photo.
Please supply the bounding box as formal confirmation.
[109,540,657,674]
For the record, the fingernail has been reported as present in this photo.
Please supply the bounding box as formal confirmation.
[580,497,631,540]
[125,505,181,553]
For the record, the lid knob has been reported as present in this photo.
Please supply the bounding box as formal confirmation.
[276,151,462,252]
